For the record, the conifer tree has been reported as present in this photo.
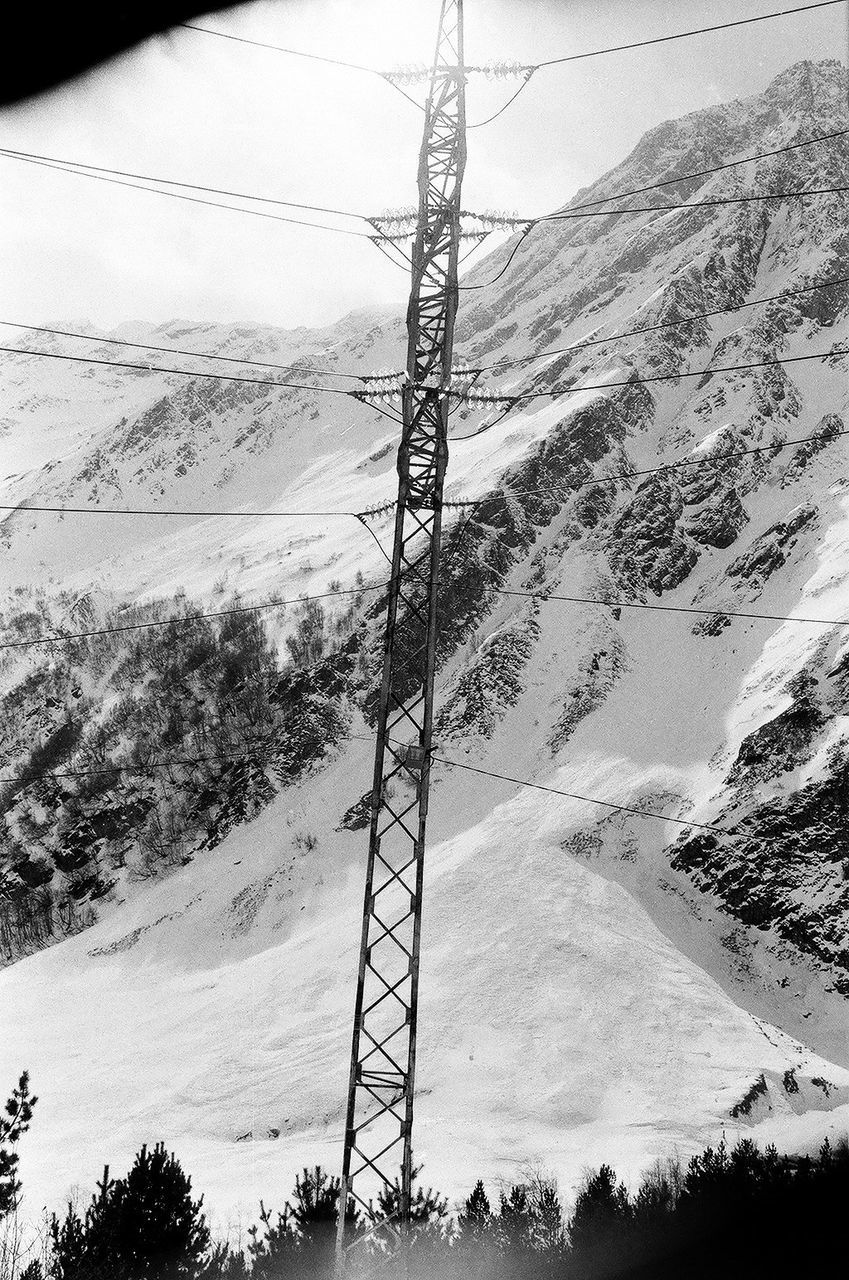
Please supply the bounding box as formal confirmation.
[371,1163,449,1238]
[50,1143,211,1280]
[457,1180,492,1245]
[287,1166,340,1240]
[0,1073,36,1218]
[568,1164,631,1278]
[528,1176,564,1259]
[116,1143,210,1277]
[288,1166,342,1279]
[497,1183,536,1267]
[246,1202,300,1280]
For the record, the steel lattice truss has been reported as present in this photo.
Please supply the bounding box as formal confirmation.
[336,0,467,1265]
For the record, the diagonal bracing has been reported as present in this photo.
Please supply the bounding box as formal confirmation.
[336,0,467,1266]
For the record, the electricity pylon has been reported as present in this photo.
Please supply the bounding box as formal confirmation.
[336,0,467,1264]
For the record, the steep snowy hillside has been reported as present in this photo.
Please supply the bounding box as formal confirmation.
[1,59,848,1220]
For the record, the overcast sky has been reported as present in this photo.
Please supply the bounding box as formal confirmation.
[0,0,845,332]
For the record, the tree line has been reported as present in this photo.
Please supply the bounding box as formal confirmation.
[1,1072,845,1280]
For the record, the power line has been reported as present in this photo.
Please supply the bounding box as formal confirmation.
[467,276,849,372]
[536,183,849,225]
[176,21,427,113]
[2,580,839,794]
[180,4,845,81]
[0,725,423,790]
[468,129,849,220]
[0,733,722,835]
[459,227,530,291]
[0,319,366,381]
[443,426,849,506]
[0,744,287,787]
[11,273,841,391]
[0,344,359,396]
[1,499,399,563]
[565,129,849,214]
[12,127,839,226]
[460,185,849,293]
[7,340,843,404]
[408,178,849,259]
[531,1,847,69]
[514,346,849,401]
[453,348,847,414]
[177,21,379,72]
[2,148,411,272]
[4,128,843,252]
[431,756,724,832]
[467,77,536,129]
[4,501,844,656]
[493,587,847,629]
[459,130,849,292]
[471,23,849,128]
[0,727,408,790]
[0,502,370,520]
[0,151,374,240]
[0,144,370,222]
[5,367,833,549]
[0,583,387,654]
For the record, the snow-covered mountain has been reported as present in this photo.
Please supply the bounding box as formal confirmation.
[1,59,848,1222]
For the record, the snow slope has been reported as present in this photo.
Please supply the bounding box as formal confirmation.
[3,738,849,1222]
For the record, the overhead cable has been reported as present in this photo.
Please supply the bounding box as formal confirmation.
[177,21,380,72]
[181,4,844,80]
[459,131,849,292]
[530,2,847,69]
[432,757,724,832]
[462,130,849,225]
[445,353,849,427]
[459,229,531,292]
[0,344,359,396]
[0,745,288,787]
[0,729,398,790]
[443,426,849,506]
[0,738,720,834]
[493,587,847,629]
[6,271,836,397]
[7,342,844,403]
[4,129,843,246]
[565,129,849,214]
[0,583,387,654]
[467,77,536,129]
[505,346,849,402]
[480,131,849,224]
[535,183,849,224]
[466,276,849,372]
[471,10,849,128]
[0,708,725,837]
[0,319,366,381]
[0,501,370,520]
[0,144,370,222]
[0,151,374,240]
[2,604,842,806]
[462,183,849,244]
[176,21,424,109]
[7,456,847,655]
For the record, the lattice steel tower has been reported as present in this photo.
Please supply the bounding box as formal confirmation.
[336,0,467,1261]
